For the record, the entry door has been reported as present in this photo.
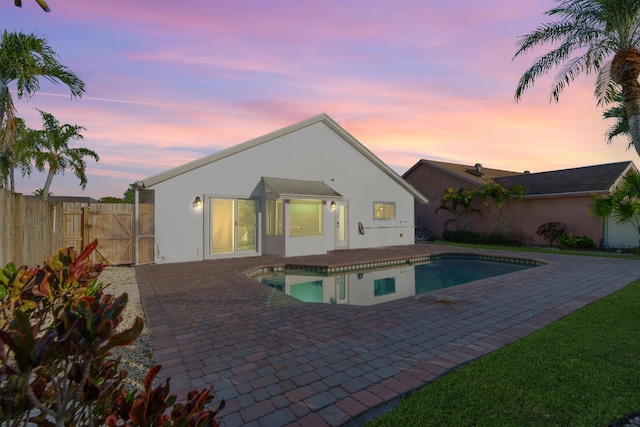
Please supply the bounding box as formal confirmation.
[210,198,256,254]
[334,201,348,249]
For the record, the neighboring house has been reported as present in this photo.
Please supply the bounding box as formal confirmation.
[137,114,428,263]
[403,159,638,247]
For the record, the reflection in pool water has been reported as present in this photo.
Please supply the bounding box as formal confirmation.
[257,257,539,306]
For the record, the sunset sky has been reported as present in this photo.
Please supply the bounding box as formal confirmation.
[2,0,638,199]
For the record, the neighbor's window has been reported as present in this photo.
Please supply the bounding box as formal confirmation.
[373,202,395,220]
[266,199,283,236]
[290,199,323,237]
[374,277,396,296]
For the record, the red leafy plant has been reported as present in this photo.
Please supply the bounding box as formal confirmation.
[0,240,224,426]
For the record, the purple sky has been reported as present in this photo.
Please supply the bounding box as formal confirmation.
[3,0,638,198]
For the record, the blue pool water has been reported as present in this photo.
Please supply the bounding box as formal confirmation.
[257,255,539,306]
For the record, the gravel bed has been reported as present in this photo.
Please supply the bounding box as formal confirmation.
[99,266,153,391]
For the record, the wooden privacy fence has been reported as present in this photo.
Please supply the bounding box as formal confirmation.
[63,202,154,265]
[1,189,154,267]
[0,189,64,267]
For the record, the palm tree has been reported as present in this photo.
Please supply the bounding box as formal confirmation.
[30,109,98,200]
[13,0,50,12]
[0,31,85,156]
[475,183,525,235]
[602,90,632,148]
[513,0,640,156]
[0,117,35,192]
[436,186,481,232]
[592,171,640,244]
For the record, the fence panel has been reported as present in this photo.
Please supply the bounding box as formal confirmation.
[0,189,64,267]
[137,202,154,264]
[62,202,136,265]
[90,203,135,265]
[2,192,151,267]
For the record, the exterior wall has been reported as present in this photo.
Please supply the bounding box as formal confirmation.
[149,122,415,263]
[405,163,604,246]
[283,265,416,306]
[604,216,640,247]
[508,195,603,245]
[404,163,488,238]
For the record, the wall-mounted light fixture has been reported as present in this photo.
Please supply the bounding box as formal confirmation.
[329,201,336,210]
[193,196,202,208]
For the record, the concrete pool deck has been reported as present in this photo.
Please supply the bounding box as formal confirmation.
[135,244,640,426]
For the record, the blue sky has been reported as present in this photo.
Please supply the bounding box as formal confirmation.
[2,0,637,198]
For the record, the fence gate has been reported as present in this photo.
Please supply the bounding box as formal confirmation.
[63,203,135,265]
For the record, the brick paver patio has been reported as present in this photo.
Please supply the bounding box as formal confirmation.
[135,244,640,426]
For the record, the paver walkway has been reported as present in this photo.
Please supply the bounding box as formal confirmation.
[135,244,640,426]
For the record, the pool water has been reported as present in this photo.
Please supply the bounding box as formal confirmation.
[257,256,538,306]
[415,258,532,294]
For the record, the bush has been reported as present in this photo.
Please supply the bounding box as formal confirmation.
[442,230,524,246]
[536,222,567,246]
[0,240,224,426]
[557,233,596,250]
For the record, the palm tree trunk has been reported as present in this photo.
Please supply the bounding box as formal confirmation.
[9,165,15,193]
[0,83,8,130]
[612,49,640,156]
[41,168,55,201]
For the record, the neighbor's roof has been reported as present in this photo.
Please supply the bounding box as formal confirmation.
[403,159,522,186]
[140,113,428,204]
[262,177,343,199]
[494,161,637,196]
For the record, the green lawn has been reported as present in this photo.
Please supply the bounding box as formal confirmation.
[366,279,640,427]
[429,240,640,259]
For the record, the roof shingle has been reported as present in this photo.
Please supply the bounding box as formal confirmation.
[494,161,634,195]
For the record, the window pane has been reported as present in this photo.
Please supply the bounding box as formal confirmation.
[374,202,395,220]
[266,199,283,236]
[290,280,323,303]
[290,200,322,237]
[237,200,255,251]
[384,203,395,219]
[374,277,396,296]
[211,199,234,253]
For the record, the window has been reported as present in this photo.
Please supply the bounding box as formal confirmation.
[374,277,396,296]
[290,199,323,237]
[373,202,395,220]
[266,199,283,236]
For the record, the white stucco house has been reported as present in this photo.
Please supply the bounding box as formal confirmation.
[136,114,428,263]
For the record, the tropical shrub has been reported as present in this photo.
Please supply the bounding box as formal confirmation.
[536,222,567,247]
[436,186,481,232]
[475,183,525,236]
[557,233,596,250]
[0,240,224,426]
[592,172,640,246]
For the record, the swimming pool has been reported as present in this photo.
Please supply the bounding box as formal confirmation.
[255,254,542,306]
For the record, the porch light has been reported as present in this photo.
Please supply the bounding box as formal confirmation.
[329,201,336,210]
[193,196,202,208]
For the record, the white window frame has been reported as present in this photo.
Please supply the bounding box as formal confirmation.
[373,201,395,220]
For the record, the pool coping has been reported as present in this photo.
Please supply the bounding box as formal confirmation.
[246,252,547,278]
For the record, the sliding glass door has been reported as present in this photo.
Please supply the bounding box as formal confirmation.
[210,198,256,255]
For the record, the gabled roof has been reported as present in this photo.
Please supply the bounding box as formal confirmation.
[494,161,637,196]
[405,158,637,197]
[140,113,428,204]
[262,177,342,200]
[403,159,522,186]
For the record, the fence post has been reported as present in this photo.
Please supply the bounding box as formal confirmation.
[81,204,90,250]
[12,194,24,266]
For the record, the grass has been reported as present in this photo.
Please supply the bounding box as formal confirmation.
[366,279,640,427]
[429,240,640,259]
